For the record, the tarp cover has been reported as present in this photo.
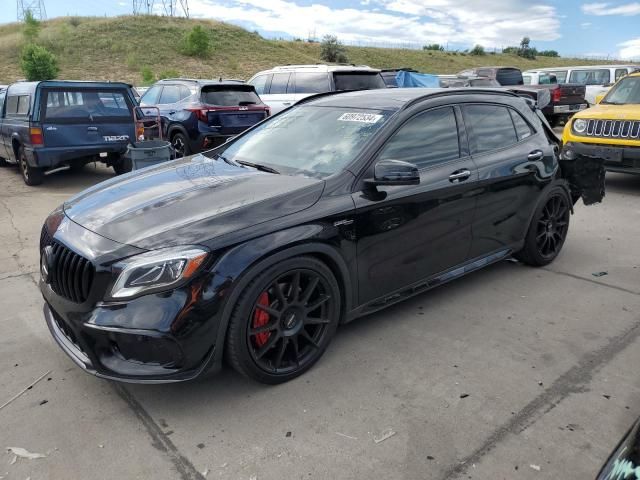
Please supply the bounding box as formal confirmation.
[395,71,440,88]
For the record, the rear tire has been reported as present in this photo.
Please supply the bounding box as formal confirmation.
[112,156,132,175]
[515,185,571,267]
[171,132,191,158]
[225,256,341,384]
[18,147,44,186]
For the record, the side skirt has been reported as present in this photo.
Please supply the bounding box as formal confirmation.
[344,247,514,322]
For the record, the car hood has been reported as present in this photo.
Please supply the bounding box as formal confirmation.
[574,104,640,121]
[63,154,324,250]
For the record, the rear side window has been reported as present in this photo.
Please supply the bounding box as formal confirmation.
[378,107,460,169]
[523,75,532,85]
[269,73,291,94]
[293,73,330,94]
[158,85,181,104]
[179,86,192,100]
[509,109,534,140]
[0,91,5,113]
[201,87,261,106]
[249,74,270,95]
[140,85,162,105]
[539,74,556,84]
[464,104,518,154]
[42,89,131,122]
[6,95,30,116]
[549,70,567,83]
[333,72,386,91]
[615,68,628,81]
[569,69,610,85]
[496,69,524,86]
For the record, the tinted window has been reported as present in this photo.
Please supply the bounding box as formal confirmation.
[269,73,291,94]
[464,104,518,154]
[509,109,534,140]
[615,68,628,81]
[293,73,330,93]
[158,85,181,104]
[179,86,192,100]
[569,69,610,85]
[495,69,524,86]
[140,85,162,105]
[333,72,386,91]
[378,107,460,169]
[43,89,131,121]
[249,74,270,95]
[218,106,391,178]
[201,87,261,106]
[549,70,567,83]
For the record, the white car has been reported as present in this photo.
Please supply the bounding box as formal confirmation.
[247,64,386,114]
[528,65,639,105]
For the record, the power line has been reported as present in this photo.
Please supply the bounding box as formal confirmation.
[17,0,47,21]
[134,0,189,17]
[132,0,154,15]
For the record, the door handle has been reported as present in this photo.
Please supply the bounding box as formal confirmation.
[87,126,98,132]
[168,111,176,115]
[449,169,471,183]
[527,150,544,161]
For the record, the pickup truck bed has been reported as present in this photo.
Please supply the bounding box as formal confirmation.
[529,83,588,126]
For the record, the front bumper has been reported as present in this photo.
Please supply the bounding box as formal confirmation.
[566,141,640,175]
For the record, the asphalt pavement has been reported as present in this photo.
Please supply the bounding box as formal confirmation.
[0,161,639,480]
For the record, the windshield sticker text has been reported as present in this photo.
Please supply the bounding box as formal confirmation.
[338,113,383,124]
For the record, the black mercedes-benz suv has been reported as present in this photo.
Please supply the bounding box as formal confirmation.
[39,88,605,384]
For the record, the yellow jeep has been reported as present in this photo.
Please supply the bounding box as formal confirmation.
[562,72,640,175]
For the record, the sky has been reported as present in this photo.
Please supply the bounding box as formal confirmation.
[2,0,640,59]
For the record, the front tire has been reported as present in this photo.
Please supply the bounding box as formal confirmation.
[225,256,341,384]
[171,132,191,158]
[515,185,571,266]
[18,147,43,186]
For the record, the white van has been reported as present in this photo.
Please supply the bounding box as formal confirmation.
[530,65,639,105]
[247,64,386,114]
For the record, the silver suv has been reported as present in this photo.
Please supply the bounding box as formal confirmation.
[247,64,386,114]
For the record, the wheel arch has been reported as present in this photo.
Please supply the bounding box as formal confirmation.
[11,136,22,160]
[166,123,189,140]
[209,235,355,367]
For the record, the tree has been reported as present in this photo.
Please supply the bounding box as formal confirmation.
[538,50,559,57]
[423,43,444,51]
[517,36,536,59]
[23,10,40,43]
[470,44,486,56]
[320,35,348,63]
[183,25,210,57]
[20,44,59,81]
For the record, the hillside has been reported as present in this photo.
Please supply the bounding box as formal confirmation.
[0,15,635,85]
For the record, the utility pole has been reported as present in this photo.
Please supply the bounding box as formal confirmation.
[17,0,47,21]
[159,0,190,17]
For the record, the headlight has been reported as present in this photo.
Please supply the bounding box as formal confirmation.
[573,118,588,134]
[110,246,209,299]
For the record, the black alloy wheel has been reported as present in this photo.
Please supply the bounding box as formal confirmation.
[226,257,341,384]
[516,185,571,266]
[171,132,191,158]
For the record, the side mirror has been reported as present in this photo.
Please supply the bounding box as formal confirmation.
[366,159,420,187]
[595,93,606,104]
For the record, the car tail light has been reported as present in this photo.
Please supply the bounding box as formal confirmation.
[552,88,562,103]
[186,105,216,123]
[30,127,44,146]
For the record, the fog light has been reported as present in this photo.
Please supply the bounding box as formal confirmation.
[561,144,576,160]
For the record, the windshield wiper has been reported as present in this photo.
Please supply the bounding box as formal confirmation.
[236,160,280,174]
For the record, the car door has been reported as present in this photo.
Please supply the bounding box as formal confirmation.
[261,73,293,114]
[352,105,478,305]
[462,102,555,259]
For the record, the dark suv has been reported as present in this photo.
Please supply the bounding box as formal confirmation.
[139,78,270,157]
[0,81,137,185]
[40,88,605,384]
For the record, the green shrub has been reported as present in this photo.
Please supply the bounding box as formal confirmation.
[68,16,81,27]
[23,10,40,43]
[158,69,180,80]
[470,44,486,56]
[182,25,210,57]
[538,50,559,57]
[20,44,59,80]
[320,34,348,63]
[423,43,444,51]
[141,66,154,84]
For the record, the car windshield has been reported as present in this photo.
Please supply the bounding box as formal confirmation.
[201,87,261,106]
[602,76,640,104]
[216,105,392,178]
[333,72,386,91]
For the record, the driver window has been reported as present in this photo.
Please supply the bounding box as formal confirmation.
[377,107,460,170]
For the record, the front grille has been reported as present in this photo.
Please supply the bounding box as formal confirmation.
[583,119,640,139]
[41,226,94,303]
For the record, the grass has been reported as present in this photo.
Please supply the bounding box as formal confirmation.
[0,15,636,85]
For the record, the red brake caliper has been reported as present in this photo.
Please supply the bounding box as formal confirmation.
[253,292,271,347]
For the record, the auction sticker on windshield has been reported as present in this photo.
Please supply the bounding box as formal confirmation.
[338,112,383,123]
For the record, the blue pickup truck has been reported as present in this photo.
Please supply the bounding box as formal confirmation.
[0,80,138,185]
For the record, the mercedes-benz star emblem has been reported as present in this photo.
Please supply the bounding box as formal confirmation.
[41,245,53,283]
